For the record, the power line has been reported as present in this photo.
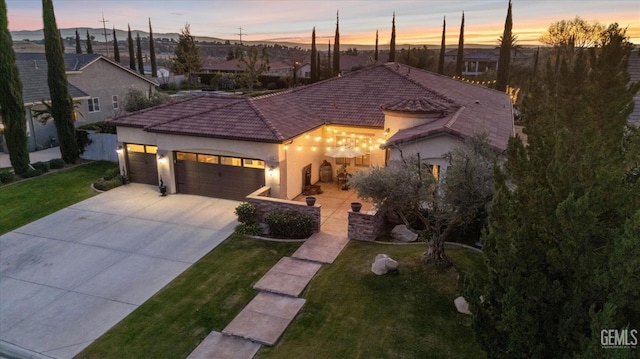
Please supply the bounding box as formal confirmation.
[235,26,247,44]
[99,12,110,57]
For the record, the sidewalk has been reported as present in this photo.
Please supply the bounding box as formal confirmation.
[0,147,61,169]
[187,209,352,358]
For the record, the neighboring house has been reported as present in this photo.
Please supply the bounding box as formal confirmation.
[444,48,530,76]
[10,58,90,151]
[202,57,292,77]
[111,62,513,201]
[16,53,158,124]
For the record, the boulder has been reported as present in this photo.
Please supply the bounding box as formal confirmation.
[259,222,270,235]
[391,225,418,242]
[454,296,471,315]
[371,254,399,275]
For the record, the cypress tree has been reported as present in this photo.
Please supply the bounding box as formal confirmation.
[454,12,464,77]
[42,0,79,164]
[495,0,513,92]
[136,32,144,75]
[0,0,30,174]
[327,40,331,75]
[310,27,317,83]
[85,29,93,54]
[374,30,379,62]
[437,17,446,74]
[75,28,81,53]
[127,24,135,71]
[112,27,120,62]
[333,11,340,76]
[467,24,640,358]
[389,12,396,62]
[149,18,157,77]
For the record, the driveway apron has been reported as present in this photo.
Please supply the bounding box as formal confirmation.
[0,184,238,359]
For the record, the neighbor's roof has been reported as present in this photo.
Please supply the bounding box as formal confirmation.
[15,53,158,86]
[111,62,514,149]
[16,58,89,105]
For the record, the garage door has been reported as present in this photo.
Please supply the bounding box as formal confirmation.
[126,144,158,185]
[175,152,265,200]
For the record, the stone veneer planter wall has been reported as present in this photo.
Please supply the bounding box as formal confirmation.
[348,210,386,241]
[246,186,321,233]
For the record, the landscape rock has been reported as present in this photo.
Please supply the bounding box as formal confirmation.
[454,296,471,315]
[371,254,399,275]
[259,222,270,235]
[391,225,418,242]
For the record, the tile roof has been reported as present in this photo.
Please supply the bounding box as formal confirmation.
[113,62,514,150]
[15,53,158,86]
[16,58,89,105]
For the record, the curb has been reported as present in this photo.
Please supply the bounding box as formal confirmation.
[0,340,56,359]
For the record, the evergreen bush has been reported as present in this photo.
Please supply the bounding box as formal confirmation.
[234,202,256,223]
[235,222,262,236]
[0,171,14,184]
[31,161,50,173]
[48,158,65,169]
[21,168,43,178]
[265,210,315,239]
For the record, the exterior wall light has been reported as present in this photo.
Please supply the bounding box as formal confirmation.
[268,166,275,176]
[116,145,123,154]
[157,154,166,163]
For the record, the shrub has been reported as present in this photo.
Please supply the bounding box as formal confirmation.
[0,171,14,184]
[21,168,43,178]
[93,176,123,191]
[103,167,120,180]
[76,129,92,155]
[235,222,262,236]
[234,202,257,223]
[48,158,65,169]
[265,210,315,239]
[77,121,117,134]
[31,161,50,173]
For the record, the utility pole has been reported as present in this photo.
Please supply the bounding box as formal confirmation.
[99,12,110,57]
[235,26,247,44]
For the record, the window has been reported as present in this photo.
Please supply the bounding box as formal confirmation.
[176,152,197,161]
[127,144,157,154]
[355,154,370,167]
[431,165,440,181]
[88,97,100,113]
[198,154,219,164]
[243,159,265,169]
[220,156,242,166]
[112,95,119,110]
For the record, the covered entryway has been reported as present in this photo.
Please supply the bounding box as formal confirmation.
[174,151,265,200]
[125,144,158,186]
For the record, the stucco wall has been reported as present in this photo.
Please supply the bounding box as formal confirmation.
[386,133,460,174]
[67,59,155,124]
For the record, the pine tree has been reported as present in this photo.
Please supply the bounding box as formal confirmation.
[42,0,79,164]
[149,18,157,77]
[0,0,30,174]
[136,32,144,75]
[495,0,513,92]
[389,12,396,62]
[333,11,340,76]
[74,28,81,53]
[85,29,93,54]
[467,23,640,358]
[310,27,317,83]
[437,17,446,74]
[455,12,464,77]
[127,24,135,71]
[173,23,201,81]
[374,30,379,62]
[112,27,120,62]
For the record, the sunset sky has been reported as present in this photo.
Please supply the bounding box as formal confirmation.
[5,0,640,46]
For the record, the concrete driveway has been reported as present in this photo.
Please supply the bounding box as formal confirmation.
[0,184,238,358]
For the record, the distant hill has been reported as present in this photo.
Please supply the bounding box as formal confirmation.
[11,27,501,51]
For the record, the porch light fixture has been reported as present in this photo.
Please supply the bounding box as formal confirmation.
[157,154,166,163]
[268,166,275,176]
[384,128,390,137]
[116,145,123,154]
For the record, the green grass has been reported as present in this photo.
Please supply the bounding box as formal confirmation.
[256,242,486,359]
[76,235,301,359]
[0,161,117,235]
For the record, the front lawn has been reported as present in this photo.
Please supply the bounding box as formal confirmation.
[257,242,485,358]
[0,161,117,235]
[76,235,301,359]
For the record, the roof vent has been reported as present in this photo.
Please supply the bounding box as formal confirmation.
[475,100,480,104]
